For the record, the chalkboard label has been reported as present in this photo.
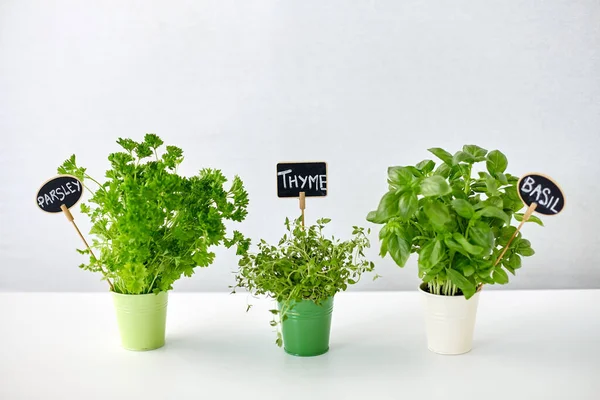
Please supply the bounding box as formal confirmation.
[36,175,84,213]
[277,162,327,198]
[517,173,564,216]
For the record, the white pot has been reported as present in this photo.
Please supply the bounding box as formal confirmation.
[419,283,481,355]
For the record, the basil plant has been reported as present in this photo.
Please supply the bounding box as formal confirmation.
[367,145,541,299]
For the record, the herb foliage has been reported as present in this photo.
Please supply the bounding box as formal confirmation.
[234,217,375,346]
[367,145,541,299]
[58,134,250,294]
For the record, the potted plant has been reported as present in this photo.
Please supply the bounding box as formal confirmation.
[234,217,375,356]
[366,145,541,354]
[58,134,250,351]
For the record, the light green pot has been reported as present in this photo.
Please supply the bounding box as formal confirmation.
[112,291,168,351]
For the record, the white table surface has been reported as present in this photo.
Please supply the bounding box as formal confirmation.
[1,290,598,400]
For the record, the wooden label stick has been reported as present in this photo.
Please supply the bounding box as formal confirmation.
[494,202,537,266]
[60,204,97,259]
[60,204,114,291]
[299,192,306,228]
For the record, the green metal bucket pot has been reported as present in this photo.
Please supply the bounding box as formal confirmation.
[112,291,168,351]
[278,297,334,357]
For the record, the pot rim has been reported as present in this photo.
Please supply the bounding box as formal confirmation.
[418,282,482,299]
[111,291,168,298]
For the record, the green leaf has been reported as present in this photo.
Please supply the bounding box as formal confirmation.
[493,267,509,284]
[420,176,452,197]
[452,151,475,165]
[366,210,386,224]
[469,224,494,253]
[444,238,469,256]
[496,172,508,185]
[452,233,483,255]
[434,163,452,178]
[419,240,444,270]
[424,201,451,227]
[405,166,423,178]
[398,192,418,220]
[388,166,414,186]
[370,191,400,223]
[387,233,411,267]
[517,246,535,257]
[514,213,544,226]
[476,206,509,224]
[379,239,389,257]
[507,253,522,271]
[451,199,474,219]
[446,268,477,299]
[498,226,519,246]
[116,138,137,152]
[463,145,488,158]
[135,141,153,158]
[416,159,435,173]
[502,253,521,275]
[481,172,499,196]
[144,133,164,149]
[486,196,503,209]
[463,264,475,277]
[428,148,453,165]
[486,150,508,175]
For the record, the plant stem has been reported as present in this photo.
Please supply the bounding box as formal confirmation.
[464,165,472,194]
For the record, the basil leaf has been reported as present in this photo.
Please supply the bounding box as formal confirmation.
[416,159,435,173]
[419,240,444,270]
[481,172,499,196]
[433,163,452,179]
[463,264,475,277]
[424,201,451,227]
[498,226,518,246]
[496,172,508,185]
[447,268,477,299]
[388,166,414,186]
[452,151,475,165]
[469,224,494,253]
[514,213,544,226]
[398,191,418,220]
[366,210,386,224]
[492,267,509,284]
[486,150,508,175]
[452,233,483,255]
[428,147,453,165]
[451,199,474,219]
[372,191,400,222]
[420,176,452,197]
[502,253,521,275]
[387,233,411,267]
[476,206,509,224]
[444,238,469,256]
[463,145,488,159]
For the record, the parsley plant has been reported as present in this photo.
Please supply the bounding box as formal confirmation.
[58,134,250,294]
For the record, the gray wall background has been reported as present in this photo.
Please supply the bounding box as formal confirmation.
[1,0,599,292]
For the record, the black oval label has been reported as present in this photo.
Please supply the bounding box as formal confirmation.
[36,175,84,213]
[517,173,565,216]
